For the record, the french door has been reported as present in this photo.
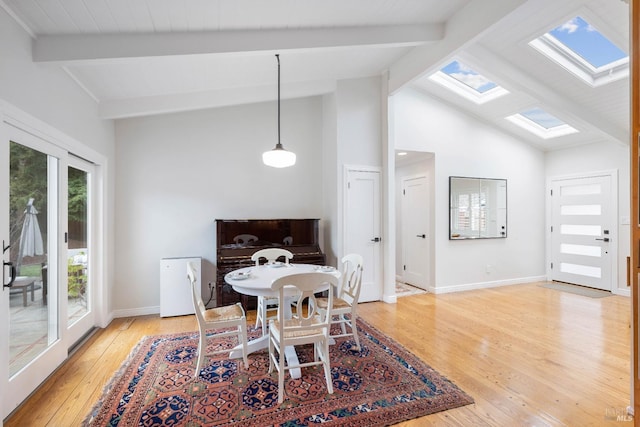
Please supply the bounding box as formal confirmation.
[1,120,96,419]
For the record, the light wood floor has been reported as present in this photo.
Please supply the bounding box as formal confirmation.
[4,282,632,426]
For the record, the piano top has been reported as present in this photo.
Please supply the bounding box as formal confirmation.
[216,218,320,248]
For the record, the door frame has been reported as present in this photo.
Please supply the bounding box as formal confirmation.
[546,169,619,294]
[65,156,97,347]
[0,100,109,420]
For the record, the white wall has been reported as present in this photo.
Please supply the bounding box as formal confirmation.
[392,87,546,292]
[332,77,383,261]
[0,10,114,156]
[114,97,324,314]
[0,8,115,320]
[321,77,384,267]
[322,92,339,266]
[546,141,630,293]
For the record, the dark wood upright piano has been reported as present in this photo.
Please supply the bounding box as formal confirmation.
[215,219,326,309]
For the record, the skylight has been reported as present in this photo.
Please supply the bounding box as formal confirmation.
[549,17,627,68]
[520,108,564,129]
[429,60,508,104]
[505,107,578,139]
[529,16,628,87]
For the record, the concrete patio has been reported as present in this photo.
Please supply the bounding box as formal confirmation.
[10,277,87,377]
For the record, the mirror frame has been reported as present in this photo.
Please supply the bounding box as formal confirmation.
[449,176,507,240]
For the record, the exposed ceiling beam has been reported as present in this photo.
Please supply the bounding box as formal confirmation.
[33,24,443,64]
[464,45,628,144]
[98,79,336,119]
[387,0,527,94]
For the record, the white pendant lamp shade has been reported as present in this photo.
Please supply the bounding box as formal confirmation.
[262,143,296,168]
[263,54,296,168]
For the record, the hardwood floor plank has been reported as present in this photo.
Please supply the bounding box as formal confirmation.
[4,282,631,426]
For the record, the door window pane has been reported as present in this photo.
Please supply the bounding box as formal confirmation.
[9,141,58,377]
[68,166,89,325]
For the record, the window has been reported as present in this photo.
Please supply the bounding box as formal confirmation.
[428,60,508,104]
[506,107,578,139]
[529,16,628,87]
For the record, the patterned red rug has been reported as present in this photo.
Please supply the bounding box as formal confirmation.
[84,319,473,426]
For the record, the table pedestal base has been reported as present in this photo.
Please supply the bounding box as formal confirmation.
[229,334,302,378]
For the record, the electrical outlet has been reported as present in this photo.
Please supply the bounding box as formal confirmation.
[486,264,493,274]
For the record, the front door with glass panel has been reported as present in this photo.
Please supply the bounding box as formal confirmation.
[550,174,615,291]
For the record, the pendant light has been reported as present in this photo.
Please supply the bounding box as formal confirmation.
[262,54,296,168]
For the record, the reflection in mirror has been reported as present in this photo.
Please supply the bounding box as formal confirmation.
[449,176,507,239]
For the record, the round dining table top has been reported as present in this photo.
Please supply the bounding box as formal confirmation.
[225,263,340,297]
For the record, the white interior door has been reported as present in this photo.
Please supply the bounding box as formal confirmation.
[401,175,429,289]
[550,173,615,291]
[344,167,382,302]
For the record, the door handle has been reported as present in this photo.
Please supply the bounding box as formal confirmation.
[595,238,610,242]
[3,261,16,289]
[371,237,381,242]
[416,234,426,238]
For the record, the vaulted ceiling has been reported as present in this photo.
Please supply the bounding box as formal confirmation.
[0,0,630,151]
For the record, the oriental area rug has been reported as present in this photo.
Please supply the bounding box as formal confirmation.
[84,319,473,426]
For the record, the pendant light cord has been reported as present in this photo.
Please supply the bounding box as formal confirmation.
[276,54,281,148]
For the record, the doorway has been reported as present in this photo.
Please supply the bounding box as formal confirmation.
[549,171,617,291]
[395,150,433,292]
[1,110,102,419]
[401,175,430,289]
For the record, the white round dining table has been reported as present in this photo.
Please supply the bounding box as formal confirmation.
[225,263,340,378]
[225,263,337,297]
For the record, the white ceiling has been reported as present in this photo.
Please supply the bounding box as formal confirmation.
[0,0,630,151]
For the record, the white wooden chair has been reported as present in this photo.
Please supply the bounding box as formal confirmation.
[188,261,248,377]
[268,272,338,403]
[233,234,258,244]
[315,253,364,350]
[251,248,294,335]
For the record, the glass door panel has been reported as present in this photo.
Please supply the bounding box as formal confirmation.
[8,141,58,377]
[65,157,95,347]
[67,166,88,326]
[3,126,66,419]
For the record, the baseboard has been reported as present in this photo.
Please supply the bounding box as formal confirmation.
[112,305,160,318]
[613,288,631,297]
[429,275,547,294]
[382,293,397,304]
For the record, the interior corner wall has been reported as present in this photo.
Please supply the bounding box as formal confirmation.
[0,8,116,318]
[113,97,324,314]
[322,92,339,267]
[0,9,114,156]
[333,77,383,260]
[545,141,630,293]
[392,87,546,292]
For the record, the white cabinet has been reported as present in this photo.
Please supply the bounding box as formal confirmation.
[160,257,201,317]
